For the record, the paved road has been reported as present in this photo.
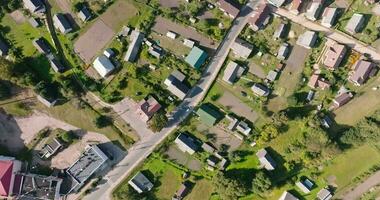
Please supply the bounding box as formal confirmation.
[274,8,380,61]
[343,170,380,200]
[82,0,260,199]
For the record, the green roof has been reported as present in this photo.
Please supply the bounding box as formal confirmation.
[196,104,222,126]
[185,46,208,69]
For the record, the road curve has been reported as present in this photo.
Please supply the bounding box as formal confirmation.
[82,0,260,200]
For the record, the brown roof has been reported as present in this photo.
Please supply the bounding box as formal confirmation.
[323,41,346,69]
[216,0,240,18]
[248,3,270,31]
[333,92,353,108]
[349,60,375,85]
[290,0,303,13]
[308,73,330,89]
[136,96,161,121]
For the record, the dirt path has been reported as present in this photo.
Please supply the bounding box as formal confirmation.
[343,171,380,200]
[54,0,74,15]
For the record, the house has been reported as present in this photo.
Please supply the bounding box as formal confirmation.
[321,7,338,28]
[78,7,91,22]
[296,31,317,49]
[33,38,51,54]
[136,96,162,122]
[164,70,189,100]
[231,38,253,59]
[279,191,299,200]
[39,138,62,159]
[185,46,208,69]
[216,0,240,18]
[256,148,276,170]
[124,30,144,62]
[65,145,108,193]
[0,38,9,56]
[345,13,365,34]
[0,156,22,198]
[53,14,72,34]
[128,172,154,194]
[223,61,243,84]
[103,48,115,58]
[277,43,290,60]
[349,60,375,86]
[332,92,353,108]
[148,44,164,59]
[236,121,251,136]
[166,31,177,39]
[296,178,314,193]
[49,58,66,73]
[174,133,199,155]
[227,115,239,130]
[17,173,62,200]
[251,83,270,97]
[183,38,196,48]
[267,0,286,7]
[28,17,40,27]
[93,55,115,78]
[289,0,303,15]
[273,23,287,39]
[323,40,347,70]
[308,73,330,89]
[173,183,189,200]
[196,104,223,126]
[248,3,270,31]
[266,70,278,82]
[317,188,333,200]
[305,1,324,21]
[23,0,45,14]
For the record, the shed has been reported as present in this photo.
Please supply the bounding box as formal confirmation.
[128,172,154,194]
[28,18,40,27]
[317,188,332,200]
[273,23,287,39]
[183,38,196,48]
[93,55,115,77]
[78,7,91,22]
[166,31,177,39]
[49,58,65,73]
[321,7,338,28]
[266,70,278,82]
[345,13,365,34]
[185,46,208,69]
[277,43,290,60]
[251,83,270,97]
[103,48,115,58]
[296,31,317,49]
[53,13,72,34]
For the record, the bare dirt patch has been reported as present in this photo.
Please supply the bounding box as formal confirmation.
[100,0,137,31]
[218,90,259,122]
[197,123,242,152]
[165,145,202,171]
[9,10,26,24]
[372,4,380,16]
[249,62,266,79]
[152,17,218,52]
[159,0,181,8]
[74,20,115,63]
[198,10,214,20]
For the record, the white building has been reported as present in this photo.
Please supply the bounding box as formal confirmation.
[93,55,115,78]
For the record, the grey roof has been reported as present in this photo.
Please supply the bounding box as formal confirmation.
[251,83,270,96]
[169,70,186,82]
[296,31,317,49]
[175,133,199,154]
[317,188,332,200]
[148,45,164,59]
[49,58,65,73]
[231,38,253,59]
[23,0,45,13]
[277,43,289,60]
[273,23,287,39]
[256,148,276,170]
[201,142,216,153]
[266,70,278,82]
[296,179,313,194]
[53,14,72,34]
[40,138,62,158]
[124,30,144,62]
[267,0,286,7]
[33,38,51,54]
[223,61,241,84]
[128,172,153,193]
[66,145,108,190]
[0,38,9,56]
[28,17,40,27]
[18,173,62,200]
[306,90,315,102]
[164,71,189,100]
[321,7,338,28]
[305,2,323,21]
[78,7,91,21]
[345,13,365,34]
[279,191,299,200]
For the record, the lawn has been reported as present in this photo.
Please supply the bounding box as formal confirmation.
[150,31,191,57]
[334,75,380,126]
[321,144,380,195]
[336,0,380,44]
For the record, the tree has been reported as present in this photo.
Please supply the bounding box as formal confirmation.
[149,112,168,132]
[0,58,16,81]
[60,130,76,144]
[252,171,272,196]
[258,124,279,144]
[0,81,10,100]
[94,115,112,128]
[212,172,247,200]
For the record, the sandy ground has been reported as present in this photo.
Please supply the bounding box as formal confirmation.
[249,62,266,79]
[9,10,26,24]
[74,20,115,63]
[372,5,380,16]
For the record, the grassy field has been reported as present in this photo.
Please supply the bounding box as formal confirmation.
[150,32,191,57]
[334,75,380,126]
[336,0,380,44]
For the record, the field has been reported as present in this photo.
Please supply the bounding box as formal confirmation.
[150,32,191,57]
[99,0,138,31]
[334,75,380,126]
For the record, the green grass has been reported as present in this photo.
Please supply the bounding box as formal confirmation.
[0,101,32,117]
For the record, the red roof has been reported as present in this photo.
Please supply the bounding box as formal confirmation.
[0,160,13,197]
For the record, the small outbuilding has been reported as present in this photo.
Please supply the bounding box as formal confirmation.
[185,46,208,69]
[93,55,115,78]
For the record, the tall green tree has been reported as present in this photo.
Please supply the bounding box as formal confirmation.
[149,112,168,132]
[212,172,247,200]
[252,171,272,196]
